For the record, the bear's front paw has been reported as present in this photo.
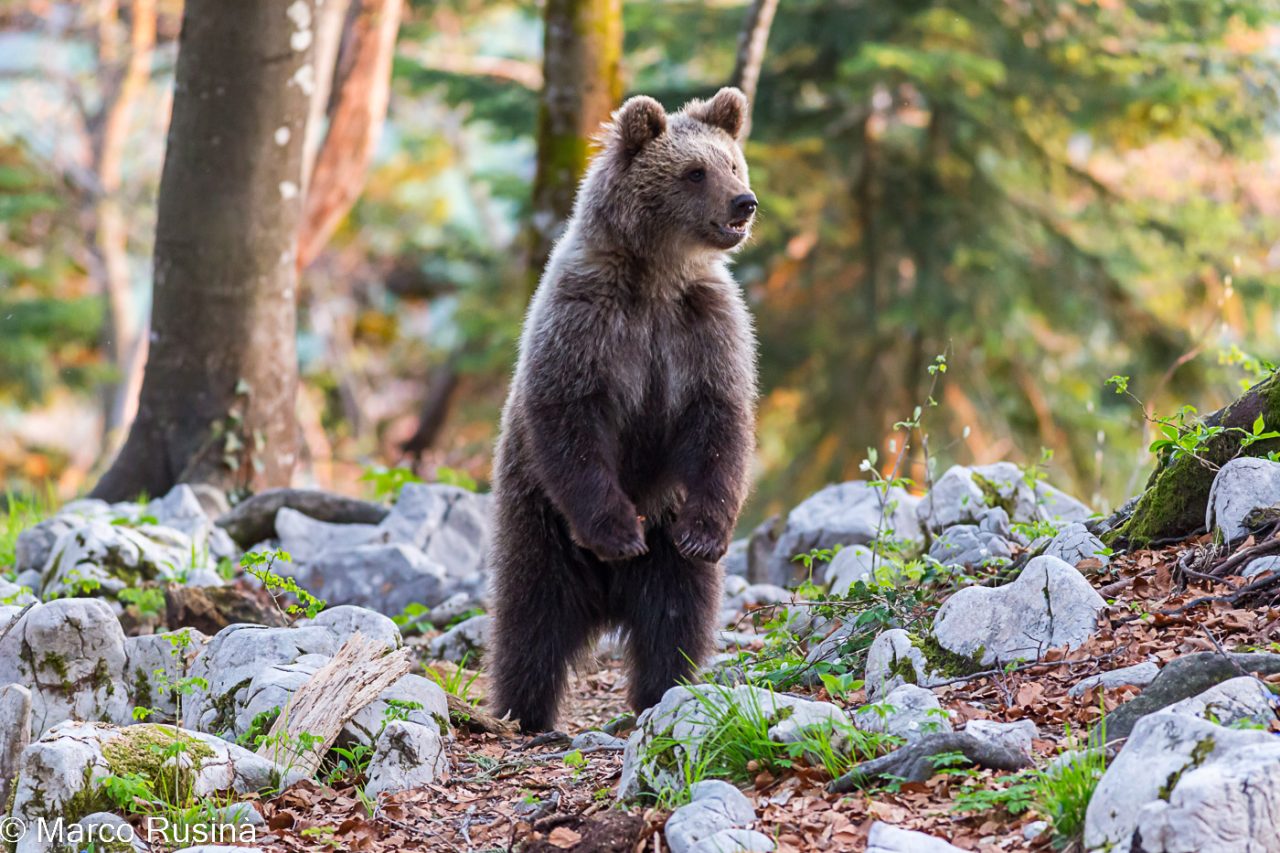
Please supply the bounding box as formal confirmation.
[672,513,731,563]
[574,513,649,562]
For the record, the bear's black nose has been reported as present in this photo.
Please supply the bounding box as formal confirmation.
[732,193,758,218]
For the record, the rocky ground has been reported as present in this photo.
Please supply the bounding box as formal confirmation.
[3,460,1280,853]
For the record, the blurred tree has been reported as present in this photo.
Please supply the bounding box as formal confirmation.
[728,0,779,140]
[92,0,157,436]
[526,0,623,286]
[297,0,404,270]
[91,0,314,500]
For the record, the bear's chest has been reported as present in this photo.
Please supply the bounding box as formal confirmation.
[609,302,709,418]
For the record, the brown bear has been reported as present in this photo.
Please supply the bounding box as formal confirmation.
[488,87,759,732]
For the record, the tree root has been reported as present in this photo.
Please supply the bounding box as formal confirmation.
[827,731,1031,793]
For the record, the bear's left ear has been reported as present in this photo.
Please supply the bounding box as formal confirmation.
[686,87,748,140]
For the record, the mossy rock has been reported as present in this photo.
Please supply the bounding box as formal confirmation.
[1110,373,1280,548]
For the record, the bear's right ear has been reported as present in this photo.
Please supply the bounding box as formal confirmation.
[613,95,667,158]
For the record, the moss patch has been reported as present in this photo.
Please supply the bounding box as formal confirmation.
[101,724,216,806]
[911,634,988,679]
[971,472,1018,516]
[1157,735,1216,800]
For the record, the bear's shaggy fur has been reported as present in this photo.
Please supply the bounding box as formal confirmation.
[488,87,759,731]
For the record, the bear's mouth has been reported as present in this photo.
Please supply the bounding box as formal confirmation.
[715,218,751,236]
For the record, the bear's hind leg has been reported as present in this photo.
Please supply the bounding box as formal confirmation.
[489,509,606,732]
[613,534,722,713]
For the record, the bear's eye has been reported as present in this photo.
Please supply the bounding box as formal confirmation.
[685,168,706,184]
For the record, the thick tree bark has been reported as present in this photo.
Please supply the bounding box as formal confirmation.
[91,0,314,501]
[296,0,402,271]
[1109,373,1280,547]
[728,0,779,142]
[526,0,622,287]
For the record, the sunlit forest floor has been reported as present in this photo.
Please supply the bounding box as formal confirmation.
[240,535,1279,853]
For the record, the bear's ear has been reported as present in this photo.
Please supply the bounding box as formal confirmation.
[614,95,667,157]
[686,87,748,140]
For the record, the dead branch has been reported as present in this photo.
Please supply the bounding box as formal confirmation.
[256,632,413,777]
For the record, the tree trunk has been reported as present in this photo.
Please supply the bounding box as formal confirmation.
[526,0,622,288]
[296,0,402,271]
[92,0,156,439]
[1109,373,1280,547]
[91,0,314,502]
[728,0,779,142]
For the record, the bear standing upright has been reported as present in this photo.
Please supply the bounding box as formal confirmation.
[488,87,759,732]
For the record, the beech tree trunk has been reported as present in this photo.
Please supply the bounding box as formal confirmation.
[91,0,314,501]
[91,0,156,438]
[526,0,622,287]
[296,0,402,271]
[728,0,779,142]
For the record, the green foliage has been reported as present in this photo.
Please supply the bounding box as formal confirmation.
[425,656,481,709]
[1034,743,1108,849]
[241,549,326,620]
[361,465,423,501]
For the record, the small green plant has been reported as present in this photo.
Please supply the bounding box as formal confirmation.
[949,767,1038,817]
[241,549,326,620]
[1033,719,1108,849]
[119,586,166,623]
[425,656,481,707]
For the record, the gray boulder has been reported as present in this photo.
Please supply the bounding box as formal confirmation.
[867,822,965,853]
[1084,711,1277,852]
[826,545,879,596]
[665,780,773,853]
[289,544,447,616]
[930,555,1104,666]
[1206,457,1280,543]
[927,525,1012,569]
[1242,554,1280,579]
[1068,661,1159,698]
[917,463,1090,533]
[427,614,490,664]
[1163,675,1277,728]
[1042,522,1110,569]
[852,684,951,742]
[274,507,381,563]
[766,482,922,587]
[0,598,133,736]
[363,719,450,797]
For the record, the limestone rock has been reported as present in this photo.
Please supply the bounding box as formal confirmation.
[962,719,1036,759]
[427,614,490,664]
[287,544,448,616]
[1205,457,1280,543]
[123,629,210,722]
[930,556,1104,666]
[866,822,965,853]
[363,719,450,797]
[852,684,951,742]
[274,507,381,563]
[665,780,773,853]
[1083,711,1275,852]
[826,545,879,596]
[1042,522,1110,569]
[0,598,132,736]
[863,629,949,701]
[927,525,1012,569]
[1163,675,1277,728]
[1130,740,1280,853]
[917,463,1090,533]
[1068,661,1159,698]
[766,482,922,587]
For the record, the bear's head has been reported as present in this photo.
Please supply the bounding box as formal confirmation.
[582,87,757,254]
